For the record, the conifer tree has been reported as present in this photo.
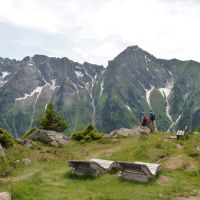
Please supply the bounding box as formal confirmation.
[37,103,68,132]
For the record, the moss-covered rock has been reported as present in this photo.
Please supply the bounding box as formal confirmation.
[0,128,14,148]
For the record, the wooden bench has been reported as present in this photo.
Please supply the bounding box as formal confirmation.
[68,159,161,182]
[176,126,187,140]
[117,161,161,182]
[68,159,117,176]
[90,158,118,171]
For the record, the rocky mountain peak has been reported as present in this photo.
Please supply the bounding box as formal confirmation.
[0,47,200,137]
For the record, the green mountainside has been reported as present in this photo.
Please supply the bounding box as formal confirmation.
[0,46,200,137]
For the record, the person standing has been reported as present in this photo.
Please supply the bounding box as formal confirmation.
[149,109,156,132]
[140,112,149,139]
[141,112,149,127]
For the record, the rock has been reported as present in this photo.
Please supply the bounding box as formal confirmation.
[0,143,5,158]
[109,126,150,137]
[193,146,200,151]
[27,128,70,147]
[22,158,31,166]
[14,160,20,167]
[15,138,24,145]
[16,138,34,147]
[111,138,119,142]
[50,141,59,147]
[0,192,11,200]
[23,139,34,147]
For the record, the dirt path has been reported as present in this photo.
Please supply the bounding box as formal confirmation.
[0,171,37,183]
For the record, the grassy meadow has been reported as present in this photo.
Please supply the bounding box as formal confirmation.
[0,132,200,200]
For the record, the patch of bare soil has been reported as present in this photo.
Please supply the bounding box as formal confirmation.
[175,190,200,200]
[158,176,171,185]
[165,155,186,170]
[176,196,200,200]
[165,155,198,171]
[0,172,36,183]
[175,144,184,149]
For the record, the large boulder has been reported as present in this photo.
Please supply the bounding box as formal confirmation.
[0,192,11,200]
[108,126,150,137]
[27,128,70,147]
[0,143,5,158]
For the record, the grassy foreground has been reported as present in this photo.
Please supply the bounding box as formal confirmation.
[0,132,200,200]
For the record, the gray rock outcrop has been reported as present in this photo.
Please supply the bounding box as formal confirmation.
[0,143,5,158]
[22,158,31,166]
[27,128,70,147]
[0,192,11,200]
[108,126,149,137]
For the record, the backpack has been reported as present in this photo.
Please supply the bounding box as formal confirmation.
[142,115,149,125]
[150,112,155,120]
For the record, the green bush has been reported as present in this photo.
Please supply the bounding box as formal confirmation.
[72,124,103,143]
[37,103,68,132]
[0,128,15,148]
[196,125,200,132]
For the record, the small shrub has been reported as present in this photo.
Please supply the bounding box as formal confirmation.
[72,124,103,143]
[37,103,68,132]
[0,128,15,148]
[196,125,200,132]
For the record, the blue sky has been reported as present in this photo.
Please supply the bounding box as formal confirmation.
[0,0,200,66]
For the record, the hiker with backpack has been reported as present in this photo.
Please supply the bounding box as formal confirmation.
[141,112,149,127]
[140,112,149,139]
[149,109,156,132]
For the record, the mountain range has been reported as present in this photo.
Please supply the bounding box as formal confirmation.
[0,45,200,137]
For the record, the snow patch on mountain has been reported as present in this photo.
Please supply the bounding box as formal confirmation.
[15,86,44,101]
[125,104,132,112]
[0,71,10,87]
[145,86,155,108]
[67,77,80,100]
[83,68,97,125]
[144,55,151,64]
[45,79,60,109]
[99,79,104,97]
[75,71,84,78]
[2,72,10,79]
[159,81,174,123]
[167,115,182,132]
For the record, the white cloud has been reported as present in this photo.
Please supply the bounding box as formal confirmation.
[0,0,200,65]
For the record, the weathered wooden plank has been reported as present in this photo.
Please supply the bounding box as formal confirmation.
[68,160,99,176]
[134,162,161,176]
[90,158,117,170]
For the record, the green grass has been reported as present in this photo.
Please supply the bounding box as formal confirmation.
[0,133,200,200]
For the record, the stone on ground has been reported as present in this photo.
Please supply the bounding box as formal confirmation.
[0,143,5,158]
[27,128,70,147]
[109,126,146,137]
[0,192,11,200]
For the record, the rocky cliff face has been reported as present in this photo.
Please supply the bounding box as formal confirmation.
[0,55,104,137]
[0,46,200,137]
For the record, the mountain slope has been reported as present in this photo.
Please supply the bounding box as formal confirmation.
[0,46,200,137]
[0,55,104,137]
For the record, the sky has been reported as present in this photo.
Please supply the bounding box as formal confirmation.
[0,0,200,66]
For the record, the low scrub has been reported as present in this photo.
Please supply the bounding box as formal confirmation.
[72,124,103,143]
[0,128,15,148]
[196,125,200,132]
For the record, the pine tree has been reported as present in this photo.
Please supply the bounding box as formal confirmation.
[37,103,68,132]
